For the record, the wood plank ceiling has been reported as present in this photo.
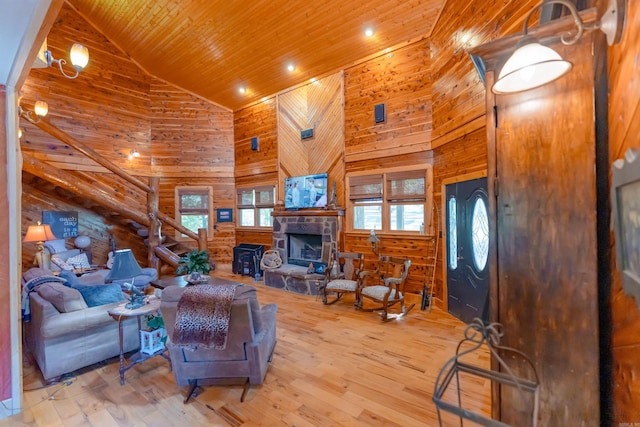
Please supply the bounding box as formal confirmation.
[66,0,446,111]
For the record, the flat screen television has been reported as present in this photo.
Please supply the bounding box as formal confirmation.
[284,172,328,209]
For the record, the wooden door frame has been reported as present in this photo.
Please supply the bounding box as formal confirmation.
[440,170,487,312]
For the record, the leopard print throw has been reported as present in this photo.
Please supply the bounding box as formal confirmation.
[172,284,237,350]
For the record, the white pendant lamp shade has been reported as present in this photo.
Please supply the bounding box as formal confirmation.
[69,43,89,71]
[33,100,49,118]
[492,41,572,94]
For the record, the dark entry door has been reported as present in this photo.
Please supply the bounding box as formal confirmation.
[445,177,488,324]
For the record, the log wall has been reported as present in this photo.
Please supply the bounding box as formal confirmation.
[609,0,640,421]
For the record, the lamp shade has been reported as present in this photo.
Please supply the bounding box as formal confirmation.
[74,235,91,249]
[33,100,49,118]
[492,41,572,94]
[69,43,89,70]
[23,223,57,243]
[105,249,143,281]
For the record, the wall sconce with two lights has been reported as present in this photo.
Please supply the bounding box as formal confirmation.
[491,0,626,94]
[18,41,90,127]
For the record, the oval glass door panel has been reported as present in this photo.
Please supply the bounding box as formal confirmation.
[471,197,489,271]
[448,197,458,270]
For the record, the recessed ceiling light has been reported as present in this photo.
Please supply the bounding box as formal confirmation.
[287,63,295,72]
[310,77,317,83]
[238,87,246,94]
[364,27,375,37]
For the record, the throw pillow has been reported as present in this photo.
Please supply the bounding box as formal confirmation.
[71,283,124,307]
[36,282,87,313]
[58,269,80,287]
[66,253,91,269]
[51,256,73,271]
[43,239,67,254]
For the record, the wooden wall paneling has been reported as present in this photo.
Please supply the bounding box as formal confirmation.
[306,73,345,205]
[343,42,432,163]
[483,37,600,425]
[429,0,540,142]
[159,176,236,265]
[277,73,344,203]
[20,4,153,174]
[234,99,278,178]
[278,85,311,179]
[0,86,10,402]
[150,80,234,177]
[608,0,640,421]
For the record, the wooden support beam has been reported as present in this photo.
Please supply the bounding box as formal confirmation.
[147,177,160,269]
[30,118,152,193]
[23,154,150,227]
[197,228,207,252]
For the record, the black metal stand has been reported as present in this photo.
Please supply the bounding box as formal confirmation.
[433,318,540,427]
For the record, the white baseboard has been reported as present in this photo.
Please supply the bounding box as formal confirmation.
[0,398,18,419]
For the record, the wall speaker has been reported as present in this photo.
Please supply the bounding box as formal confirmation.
[251,137,259,151]
[374,103,386,124]
[301,128,314,140]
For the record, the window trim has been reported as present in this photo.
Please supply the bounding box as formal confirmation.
[236,185,276,228]
[174,186,214,241]
[346,165,433,235]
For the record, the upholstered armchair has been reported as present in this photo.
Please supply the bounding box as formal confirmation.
[160,284,277,402]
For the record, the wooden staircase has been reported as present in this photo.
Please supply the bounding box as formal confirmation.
[21,122,215,272]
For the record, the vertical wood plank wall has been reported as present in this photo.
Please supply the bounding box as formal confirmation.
[608,0,640,421]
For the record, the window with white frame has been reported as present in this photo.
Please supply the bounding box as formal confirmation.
[348,168,430,233]
[237,185,276,227]
[175,187,212,239]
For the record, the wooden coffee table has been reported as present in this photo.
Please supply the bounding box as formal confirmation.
[150,275,241,290]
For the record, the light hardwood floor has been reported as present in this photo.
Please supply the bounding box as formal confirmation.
[2,265,490,426]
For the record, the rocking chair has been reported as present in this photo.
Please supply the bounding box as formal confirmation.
[322,252,364,305]
[357,256,414,321]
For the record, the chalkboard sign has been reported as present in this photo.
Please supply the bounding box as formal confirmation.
[42,211,78,239]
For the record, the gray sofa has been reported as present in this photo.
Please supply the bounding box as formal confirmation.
[22,268,140,382]
[160,283,277,402]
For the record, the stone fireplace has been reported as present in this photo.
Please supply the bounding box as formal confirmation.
[264,209,344,295]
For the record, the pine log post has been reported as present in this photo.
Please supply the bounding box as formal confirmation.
[147,177,160,270]
[197,228,207,252]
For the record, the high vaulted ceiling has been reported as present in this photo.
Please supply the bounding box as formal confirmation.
[66,0,446,111]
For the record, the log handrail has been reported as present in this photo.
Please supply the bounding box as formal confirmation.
[23,154,150,226]
[31,118,152,193]
[156,212,208,251]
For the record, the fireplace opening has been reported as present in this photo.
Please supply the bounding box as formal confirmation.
[287,233,323,267]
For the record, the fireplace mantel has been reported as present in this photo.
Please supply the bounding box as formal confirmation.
[272,208,345,218]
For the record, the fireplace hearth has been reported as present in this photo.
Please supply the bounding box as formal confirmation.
[264,209,344,295]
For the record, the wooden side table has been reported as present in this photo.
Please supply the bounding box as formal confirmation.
[107,297,171,385]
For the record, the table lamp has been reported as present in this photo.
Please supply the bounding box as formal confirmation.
[23,221,58,268]
[105,249,145,309]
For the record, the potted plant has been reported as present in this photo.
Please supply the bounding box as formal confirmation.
[141,313,166,355]
[176,249,212,281]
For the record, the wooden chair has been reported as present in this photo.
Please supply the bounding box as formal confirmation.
[321,252,364,305]
[356,256,414,321]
